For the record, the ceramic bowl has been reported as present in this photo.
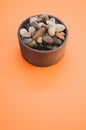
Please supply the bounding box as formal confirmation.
[18,14,68,67]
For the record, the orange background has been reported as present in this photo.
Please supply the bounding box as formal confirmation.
[0,0,86,130]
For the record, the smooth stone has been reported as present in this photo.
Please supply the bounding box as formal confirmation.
[38,22,49,28]
[31,21,40,29]
[49,17,56,23]
[37,37,43,43]
[19,28,27,36]
[43,34,54,44]
[28,26,36,33]
[53,37,62,46]
[46,20,56,27]
[53,46,58,50]
[45,45,53,50]
[30,16,42,24]
[23,38,32,44]
[33,27,46,40]
[30,17,38,24]
[40,14,49,20]
[27,40,37,47]
[48,26,56,37]
[55,31,65,40]
[56,24,65,32]
[22,32,31,38]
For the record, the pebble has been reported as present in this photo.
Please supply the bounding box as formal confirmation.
[33,27,46,40]
[50,17,56,23]
[43,34,54,44]
[53,46,58,50]
[40,14,49,20]
[38,22,49,28]
[28,26,36,33]
[23,38,32,44]
[48,26,56,37]
[53,37,62,46]
[30,17,38,24]
[30,16,42,24]
[37,37,43,43]
[19,28,27,36]
[20,28,31,37]
[27,40,37,47]
[31,21,40,29]
[45,45,53,50]
[22,32,31,38]
[46,20,56,27]
[55,31,65,40]
[56,24,65,32]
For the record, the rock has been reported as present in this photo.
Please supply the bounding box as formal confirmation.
[31,21,40,29]
[33,27,46,40]
[40,14,49,20]
[22,32,31,37]
[28,26,36,33]
[23,38,32,44]
[56,24,65,32]
[43,34,54,44]
[19,28,31,37]
[38,22,49,28]
[27,40,37,47]
[53,46,58,50]
[30,17,37,24]
[49,17,56,23]
[19,28,27,36]
[46,20,56,27]
[30,16,42,24]
[53,37,62,46]
[60,32,65,36]
[55,31,65,40]
[45,45,53,50]
[48,26,56,37]
[37,37,43,43]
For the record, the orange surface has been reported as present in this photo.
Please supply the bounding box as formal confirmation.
[0,0,86,130]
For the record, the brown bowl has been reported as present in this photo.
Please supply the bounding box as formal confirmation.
[18,14,68,67]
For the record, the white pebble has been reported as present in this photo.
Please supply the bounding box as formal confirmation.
[56,24,65,32]
[30,17,38,24]
[48,26,56,37]
[19,27,31,37]
[28,26,36,33]
[19,28,27,36]
[49,18,56,23]
[46,20,56,27]
[38,22,45,28]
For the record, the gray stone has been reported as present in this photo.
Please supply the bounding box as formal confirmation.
[43,34,54,44]
[23,38,32,44]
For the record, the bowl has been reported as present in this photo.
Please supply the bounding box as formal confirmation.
[18,14,68,67]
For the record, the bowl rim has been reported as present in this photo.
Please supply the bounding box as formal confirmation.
[18,14,68,54]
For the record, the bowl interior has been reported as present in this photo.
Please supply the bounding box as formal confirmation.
[18,14,68,53]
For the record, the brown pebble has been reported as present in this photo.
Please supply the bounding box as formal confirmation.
[33,27,46,40]
[55,31,65,40]
[43,34,54,44]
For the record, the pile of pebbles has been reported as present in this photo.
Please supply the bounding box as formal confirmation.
[19,14,66,51]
